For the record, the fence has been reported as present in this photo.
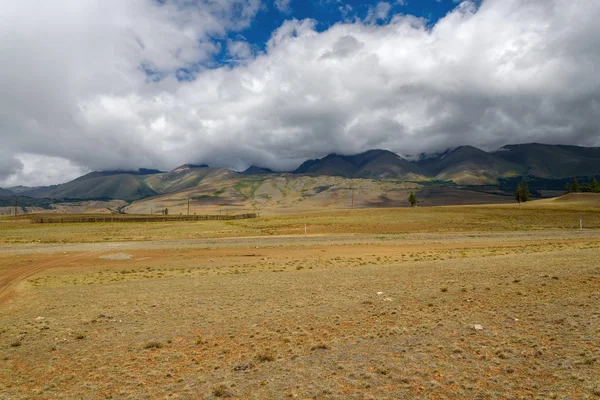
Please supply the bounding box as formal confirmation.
[30,213,257,224]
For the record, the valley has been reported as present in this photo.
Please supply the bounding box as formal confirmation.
[1,195,599,399]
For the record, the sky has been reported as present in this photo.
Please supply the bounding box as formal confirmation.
[1,0,599,187]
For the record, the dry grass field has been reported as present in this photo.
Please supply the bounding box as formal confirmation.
[1,195,599,399]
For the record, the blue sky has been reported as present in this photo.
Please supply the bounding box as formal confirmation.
[220,0,461,62]
[241,0,457,46]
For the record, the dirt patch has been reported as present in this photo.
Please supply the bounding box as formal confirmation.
[99,253,133,260]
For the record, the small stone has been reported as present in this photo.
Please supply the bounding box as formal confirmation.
[473,324,484,331]
[377,292,384,295]
[35,317,45,322]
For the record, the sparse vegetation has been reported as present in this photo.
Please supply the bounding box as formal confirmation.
[143,341,163,349]
[0,200,599,399]
[212,384,231,398]
[255,351,276,362]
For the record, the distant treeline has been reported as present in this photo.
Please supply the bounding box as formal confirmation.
[497,176,600,193]
[0,196,56,209]
[29,213,257,224]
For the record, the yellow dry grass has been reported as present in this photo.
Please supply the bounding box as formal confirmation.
[0,195,599,399]
[1,195,598,245]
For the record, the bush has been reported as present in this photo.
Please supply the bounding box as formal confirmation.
[212,384,231,398]
[255,351,275,362]
[143,341,163,349]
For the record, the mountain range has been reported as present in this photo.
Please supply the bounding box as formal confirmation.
[1,143,599,206]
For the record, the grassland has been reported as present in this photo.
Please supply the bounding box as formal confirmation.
[1,197,599,245]
[0,195,599,399]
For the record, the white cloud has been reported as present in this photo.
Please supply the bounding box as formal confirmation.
[1,0,600,186]
[227,39,254,61]
[275,0,292,13]
[365,2,392,24]
[1,154,89,188]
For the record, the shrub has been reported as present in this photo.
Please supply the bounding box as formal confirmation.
[143,341,163,349]
[255,351,275,362]
[212,384,231,398]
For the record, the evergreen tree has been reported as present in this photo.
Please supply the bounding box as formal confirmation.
[521,180,531,202]
[583,177,600,193]
[408,191,418,207]
[515,182,523,204]
[591,177,600,193]
[515,180,531,204]
[567,177,580,193]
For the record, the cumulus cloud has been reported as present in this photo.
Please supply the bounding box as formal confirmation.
[1,0,599,186]
[365,2,393,24]
[274,0,292,14]
[0,154,88,188]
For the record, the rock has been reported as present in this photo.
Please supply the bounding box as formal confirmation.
[35,317,45,322]
[383,298,393,302]
[377,292,384,295]
[473,324,484,331]
[233,363,253,371]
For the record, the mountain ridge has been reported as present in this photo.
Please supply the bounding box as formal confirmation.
[6,143,600,202]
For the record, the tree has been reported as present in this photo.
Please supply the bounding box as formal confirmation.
[591,177,600,193]
[582,177,600,193]
[408,191,418,207]
[567,177,580,193]
[515,180,531,204]
[521,180,531,202]
[164,208,169,216]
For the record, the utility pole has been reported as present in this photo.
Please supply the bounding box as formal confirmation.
[187,198,190,216]
[351,187,354,210]
[14,196,18,221]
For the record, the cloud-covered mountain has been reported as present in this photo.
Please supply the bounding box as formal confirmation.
[492,144,600,179]
[242,166,274,175]
[417,146,524,185]
[294,150,424,180]
[0,187,14,196]
[1,0,600,187]
[10,143,600,202]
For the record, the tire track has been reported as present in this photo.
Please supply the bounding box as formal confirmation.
[0,251,102,305]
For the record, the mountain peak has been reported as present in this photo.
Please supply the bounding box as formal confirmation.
[242,166,274,175]
[171,164,210,173]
